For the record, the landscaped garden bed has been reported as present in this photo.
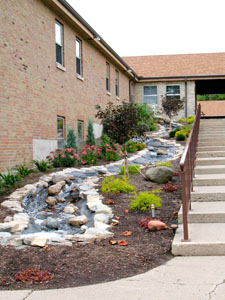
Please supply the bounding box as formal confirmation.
[0,157,181,290]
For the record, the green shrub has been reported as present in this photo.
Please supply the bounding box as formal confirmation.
[48,148,79,168]
[187,116,195,124]
[119,165,140,175]
[101,144,123,161]
[182,124,192,134]
[169,127,181,138]
[156,161,172,167]
[135,142,147,151]
[100,133,113,147]
[15,163,33,177]
[126,140,137,153]
[136,103,156,131]
[175,130,186,141]
[79,145,100,165]
[101,176,136,194]
[129,191,162,211]
[65,129,78,152]
[33,160,52,172]
[86,119,96,146]
[0,182,6,195]
[0,169,22,188]
[177,117,187,124]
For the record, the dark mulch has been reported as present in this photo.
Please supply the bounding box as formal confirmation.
[0,157,181,290]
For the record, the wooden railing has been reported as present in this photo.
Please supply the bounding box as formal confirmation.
[180,104,201,241]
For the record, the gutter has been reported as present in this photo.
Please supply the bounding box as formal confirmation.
[138,74,225,81]
[58,0,138,78]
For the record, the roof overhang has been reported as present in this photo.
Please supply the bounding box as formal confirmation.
[137,74,225,83]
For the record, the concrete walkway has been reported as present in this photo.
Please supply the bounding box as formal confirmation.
[1,256,225,300]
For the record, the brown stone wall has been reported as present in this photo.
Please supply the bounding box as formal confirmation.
[0,0,130,171]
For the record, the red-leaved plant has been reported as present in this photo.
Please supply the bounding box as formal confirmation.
[15,268,51,283]
[162,182,178,192]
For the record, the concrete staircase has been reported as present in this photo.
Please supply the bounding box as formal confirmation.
[172,119,225,255]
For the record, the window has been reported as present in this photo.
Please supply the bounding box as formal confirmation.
[166,85,180,100]
[77,120,84,141]
[57,116,65,148]
[76,38,82,75]
[143,86,158,105]
[115,70,119,97]
[106,62,110,92]
[55,20,63,65]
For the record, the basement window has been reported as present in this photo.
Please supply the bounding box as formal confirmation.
[166,85,180,100]
[55,20,63,65]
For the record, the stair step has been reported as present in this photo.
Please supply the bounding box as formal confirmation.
[191,186,225,201]
[195,165,225,174]
[172,223,225,256]
[197,146,225,152]
[196,157,225,166]
[193,174,225,186]
[178,202,225,223]
[197,151,225,158]
[199,137,225,142]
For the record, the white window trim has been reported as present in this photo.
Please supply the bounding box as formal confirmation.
[143,85,158,105]
[56,62,66,72]
[166,84,181,99]
[77,74,84,81]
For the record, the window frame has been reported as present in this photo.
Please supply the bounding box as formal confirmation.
[76,37,82,76]
[143,85,158,106]
[115,70,119,97]
[77,120,84,141]
[57,116,65,148]
[106,62,110,93]
[55,20,64,66]
[166,84,181,100]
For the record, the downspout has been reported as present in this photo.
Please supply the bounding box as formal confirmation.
[185,78,188,118]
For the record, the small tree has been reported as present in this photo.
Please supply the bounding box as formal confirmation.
[95,101,149,178]
[86,119,96,146]
[65,128,78,152]
[161,95,184,129]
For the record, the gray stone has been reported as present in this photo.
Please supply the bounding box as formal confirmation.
[157,148,168,155]
[46,217,58,229]
[145,166,174,184]
[56,196,66,203]
[48,181,65,195]
[9,237,23,247]
[68,215,88,226]
[4,216,13,222]
[94,213,110,224]
[0,221,20,233]
[0,232,11,246]
[13,213,29,223]
[64,206,75,214]
[52,174,67,184]
[1,200,24,212]
[45,196,56,206]
[85,228,113,239]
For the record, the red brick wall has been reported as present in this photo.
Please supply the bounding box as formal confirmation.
[0,0,130,171]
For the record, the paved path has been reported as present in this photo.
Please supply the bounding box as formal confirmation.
[1,256,225,300]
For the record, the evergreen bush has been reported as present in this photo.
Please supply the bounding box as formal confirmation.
[86,119,96,146]
[65,129,78,152]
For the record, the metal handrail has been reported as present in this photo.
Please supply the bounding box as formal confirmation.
[180,104,201,241]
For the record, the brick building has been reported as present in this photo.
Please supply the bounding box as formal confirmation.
[1,0,225,172]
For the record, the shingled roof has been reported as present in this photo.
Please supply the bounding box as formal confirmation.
[122,52,225,78]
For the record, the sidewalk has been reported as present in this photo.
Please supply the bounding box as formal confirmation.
[1,256,225,300]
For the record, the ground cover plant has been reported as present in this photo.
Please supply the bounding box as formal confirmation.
[119,165,140,175]
[33,160,52,172]
[129,191,162,211]
[15,163,33,178]
[156,162,172,167]
[101,176,136,194]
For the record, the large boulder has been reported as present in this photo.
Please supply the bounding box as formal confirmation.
[145,166,173,184]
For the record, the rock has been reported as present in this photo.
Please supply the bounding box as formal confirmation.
[36,180,48,188]
[80,225,88,231]
[45,196,57,206]
[88,203,112,216]
[14,213,29,223]
[145,166,173,184]
[85,228,113,239]
[68,215,88,226]
[70,189,80,200]
[7,184,36,202]
[94,213,110,224]
[56,196,66,203]
[0,232,11,246]
[64,206,75,214]
[4,216,13,222]
[0,221,20,233]
[52,174,67,184]
[67,175,75,181]
[64,233,96,242]
[48,181,65,195]
[148,220,169,231]
[9,237,23,247]
[30,237,48,247]
[46,217,58,229]
[40,175,52,183]
[94,221,111,231]
[1,200,24,212]
[157,148,168,155]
